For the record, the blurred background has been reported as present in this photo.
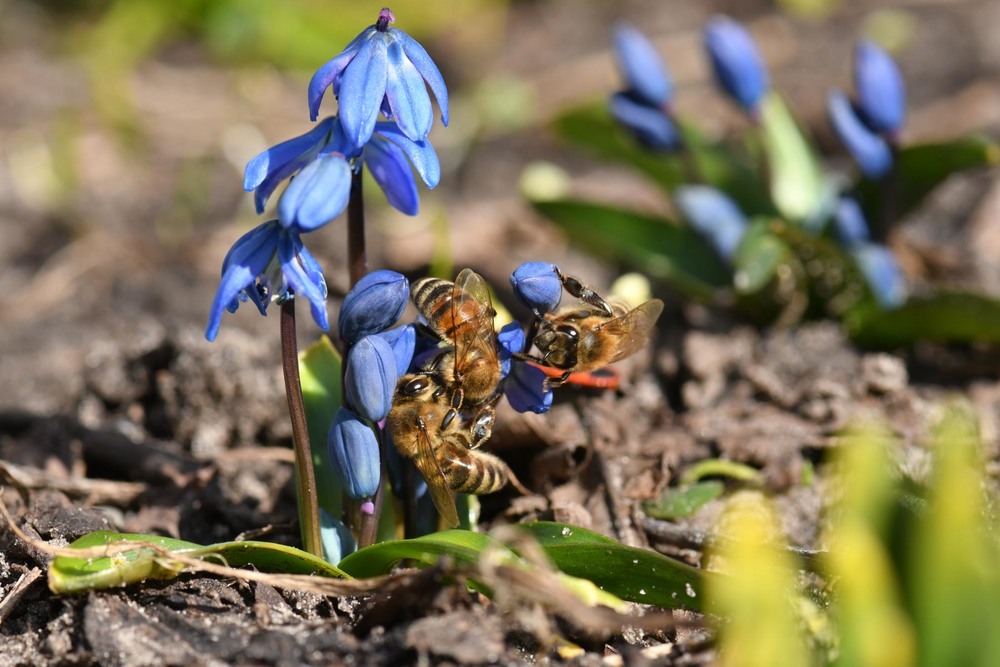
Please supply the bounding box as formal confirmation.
[2,0,999,414]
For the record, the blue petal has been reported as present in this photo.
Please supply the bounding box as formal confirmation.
[704,15,770,113]
[246,117,337,214]
[505,362,553,414]
[854,40,906,136]
[510,262,562,315]
[851,242,906,309]
[307,32,371,121]
[338,37,389,149]
[613,23,673,107]
[374,122,440,188]
[374,324,417,374]
[344,335,398,422]
[496,321,526,379]
[328,407,381,500]
[279,234,330,332]
[319,508,356,563]
[385,39,434,141]
[395,29,449,127]
[609,92,680,151]
[827,90,893,179]
[206,221,281,341]
[338,269,410,344]
[277,153,352,231]
[674,185,749,262]
[364,137,420,215]
[833,196,870,248]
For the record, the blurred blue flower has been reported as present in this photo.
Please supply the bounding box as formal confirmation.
[609,92,682,151]
[308,7,449,148]
[827,90,893,179]
[374,324,417,375]
[704,16,770,115]
[833,196,870,248]
[613,23,673,108]
[854,40,906,137]
[344,335,398,422]
[328,407,381,500]
[510,262,562,315]
[851,243,906,309]
[338,269,410,344]
[505,362,553,414]
[497,321,526,378]
[674,185,749,262]
[206,220,328,342]
[319,508,356,564]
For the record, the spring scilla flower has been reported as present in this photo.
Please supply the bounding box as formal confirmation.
[833,196,870,247]
[510,262,562,315]
[338,269,410,345]
[206,220,328,341]
[497,321,526,378]
[308,7,449,148]
[505,361,554,414]
[674,186,749,262]
[834,196,906,309]
[328,407,381,501]
[374,324,416,376]
[361,122,441,215]
[344,335,398,423]
[827,90,893,179]
[704,16,770,116]
[609,24,680,151]
[854,40,906,138]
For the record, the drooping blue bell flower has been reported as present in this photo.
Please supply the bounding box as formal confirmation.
[206,220,328,341]
[510,262,562,315]
[504,361,553,414]
[338,269,410,345]
[704,15,770,115]
[833,196,870,248]
[278,153,353,232]
[308,7,449,148]
[344,335,398,423]
[361,122,441,215]
[827,90,893,179]
[608,93,682,151]
[328,407,381,500]
[674,185,749,262]
[854,40,906,137]
[851,243,906,309]
[613,23,673,108]
[497,321,526,379]
[374,324,417,375]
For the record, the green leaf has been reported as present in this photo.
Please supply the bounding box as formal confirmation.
[857,136,1000,222]
[732,219,790,295]
[338,529,496,578]
[299,337,343,516]
[531,199,731,300]
[49,531,348,594]
[846,292,1000,348]
[681,459,762,485]
[644,481,725,520]
[758,92,825,222]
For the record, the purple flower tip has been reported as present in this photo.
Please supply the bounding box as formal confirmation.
[361,500,376,515]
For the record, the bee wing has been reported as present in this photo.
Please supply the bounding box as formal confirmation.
[452,268,500,377]
[413,420,460,528]
[599,299,665,364]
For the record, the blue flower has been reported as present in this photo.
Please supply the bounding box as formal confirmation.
[328,407,381,500]
[361,122,441,216]
[609,92,681,151]
[278,153,353,232]
[308,8,449,148]
[374,324,417,375]
[854,40,906,137]
[344,335,398,423]
[833,196,870,248]
[504,362,553,414]
[206,220,328,342]
[704,16,770,115]
[827,90,893,179]
[510,262,561,315]
[851,243,906,309]
[338,269,410,344]
[674,185,749,262]
[497,321,526,378]
[613,23,673,108]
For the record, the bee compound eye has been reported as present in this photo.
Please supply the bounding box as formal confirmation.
[556,324,579,340]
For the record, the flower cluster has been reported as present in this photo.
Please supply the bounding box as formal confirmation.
[207,8,447,339]
[827,41,906,178]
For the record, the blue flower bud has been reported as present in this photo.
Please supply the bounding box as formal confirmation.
[827,90,893,179]
[833,197,870,248]
[344,335,398,422]
[704,16,770,114]
[510,262,561,315]
[374,324,416,375]
[505,362,553,414]
[319,508,356,563]
[338,270,410,344]
[851,243,906,309]
[854,40,906,137]
[328,407,381,500]
[613,23,673,107]
[674,186,749,262]
[609,92,681,152]
[497,321,526,379]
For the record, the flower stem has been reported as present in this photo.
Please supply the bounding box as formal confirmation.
[348,168,367,285]
[280,299,323,558]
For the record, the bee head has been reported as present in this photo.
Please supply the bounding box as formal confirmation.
[536,324,579,369]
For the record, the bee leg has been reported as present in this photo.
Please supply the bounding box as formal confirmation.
[512,351,545,365]
[554,267,613,317]
[469,407,495,449]
[542,371,571,392]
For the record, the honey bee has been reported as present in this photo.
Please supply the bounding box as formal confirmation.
[523,269,664,386]
[387,373,521,527]
[411,269,502,412]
